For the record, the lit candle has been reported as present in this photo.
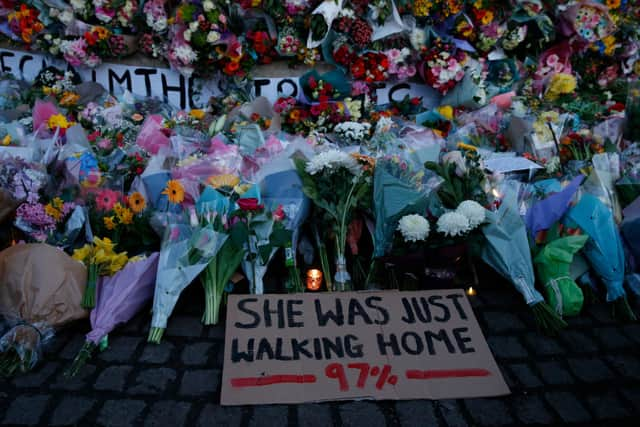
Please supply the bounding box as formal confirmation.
[466,286,477,296]
[306,269,323,291]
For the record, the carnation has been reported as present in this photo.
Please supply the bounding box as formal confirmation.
[305,149,361,176]
[456,200,485,228]
[437,212,471,237]
[397,214,430,242]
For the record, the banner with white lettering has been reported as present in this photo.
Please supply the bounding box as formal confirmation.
[221,290,509,405]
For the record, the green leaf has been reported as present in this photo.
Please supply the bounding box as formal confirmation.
[270,227,292,248]
[230,221,249,247]
[258,244,273,264]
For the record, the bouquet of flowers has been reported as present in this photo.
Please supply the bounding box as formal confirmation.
[419,39,468,95]
[7,3,45,44]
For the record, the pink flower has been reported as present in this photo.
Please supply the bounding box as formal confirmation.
[169,225,181,241]
[95,188,120,211]
[97,139,113,150]
[546,54,559,67]
[273,205,285,222]
[386,48,401,62]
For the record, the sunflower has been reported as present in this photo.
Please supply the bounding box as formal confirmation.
[128,192,146,214]
[162,180,185,204]
[208,174,240,189]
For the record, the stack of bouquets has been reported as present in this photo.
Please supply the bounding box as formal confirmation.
[167,0,253,78]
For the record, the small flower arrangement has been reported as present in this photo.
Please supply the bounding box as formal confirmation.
[7,4,45,44]
[419,39,468,95]
[384,48,417,81]
[333,121,371,144]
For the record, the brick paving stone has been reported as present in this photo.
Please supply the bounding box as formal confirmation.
[50,396,96,426]
[537,361,575,386]
[144,400,191,427]
[50,364,97,391]
[121,314,147,334]
[522,332,565,356]
[206,326,225,339]
[566,357,615,383]
[606,355,640,380]
[499,365,517,389]
[464,398,514,427]
[128,368,177,395]
[97,399,147,427]
[544,391,592,424]
[98,337,142,362]
[586,391,630,420]
[512,395,555,425]
[487,336,528,359]
[482,311,526,334]
[2,395,49,425]
[248,405,289,427]
[12,361,59,388]
[509,363,543,388]
[339,401,386,427]
[395,400,438,427]
[592,327,634,350]
[564,315,594,327]
[297,403,333,427]
[620,387,640,413]
[436,400,468,427]
[560,330,600,353]
[59,335,86,360]
[165,315,203,338]
[478,290,519,308]
[139,342,174,364]
[95,366,134,392]
[587,304,617,324]
[180,342,213,365]
[621,324,640,345]
[197,404,243,427]
[179,369,220,396]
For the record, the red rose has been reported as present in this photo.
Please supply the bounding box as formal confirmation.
[237,198,263,212]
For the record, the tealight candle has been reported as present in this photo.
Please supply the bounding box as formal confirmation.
[306,269,323,291]
[466,286,477,296]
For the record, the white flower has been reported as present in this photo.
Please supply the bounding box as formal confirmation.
[174,44,198,64]
[153,17,167,32]
[305,149,361,176]
[59,10,74,25]
[70,0,85,12]
[203,0,214,11]
[410,29,426,50]
[442,151,467,177]
[183,30,192,42]
[397,214,430,242]
[437,212,471,237]
[206,31,220,43]
[189,21,199,32]
[375,116,394,134]
[456,200,485,228]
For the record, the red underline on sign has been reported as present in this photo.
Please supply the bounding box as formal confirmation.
[231,374,317,388]
[405,369,491,380]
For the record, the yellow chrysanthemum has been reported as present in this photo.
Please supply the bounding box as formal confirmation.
[45,204,61,221]
[117,207,134,225]
[414,0,432,16]
[437,105,454,120]
[208,174,240,189]
[2,135,11,146]
[128,192,146,214]
[162,180,185,204]
[545,73,577,101]
[104,216,117,230]
[52,197,64,210]
[48,114,71,130]
[481,10,494,25]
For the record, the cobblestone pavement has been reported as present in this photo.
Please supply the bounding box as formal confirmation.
[1,275,639,427]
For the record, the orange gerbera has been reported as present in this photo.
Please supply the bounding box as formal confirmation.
[128,192,146,214]
[162,180,185,204]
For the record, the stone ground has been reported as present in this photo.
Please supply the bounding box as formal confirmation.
[1,272,639,427]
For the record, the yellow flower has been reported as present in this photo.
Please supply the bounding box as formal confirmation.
[606,0,620,9]
[233,183,252,195]
[189,109,205,120]
[52,197,64,210]
[457,142,478,152]
[413,0,432,16]
[2,135,11,146]
[437,105,454,120]
[117,207,134,225]
[45,203,62,221]
[545,73,577,101]
[42,86,53,95]
[59,92,80,107]
[93,26,110,40]
[162,180,185,204]
[48,114,71,130]
[109,253,129,274]
[113,202,124,216]
[481,10,494,25]
[104,216,117,230]
[72,245,91,263]
[93,236,116,253]
[208,174,240,189]
[128,192,146,214]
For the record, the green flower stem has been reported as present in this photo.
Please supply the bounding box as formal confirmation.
[64,341,96,378]
[531,302,568,336]
[147,327,165,344]
[202,268,220,325]
[81,263,98,309]
[611,296,637,322]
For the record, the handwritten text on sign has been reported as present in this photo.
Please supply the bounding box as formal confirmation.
[222,290,509,405]
[0,48,440,110]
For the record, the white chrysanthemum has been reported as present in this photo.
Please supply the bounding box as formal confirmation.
[437,212,471,237]
[305,150,361,176]
[397,214,430,242]
[456,200,485,229]
[174,45,198,64]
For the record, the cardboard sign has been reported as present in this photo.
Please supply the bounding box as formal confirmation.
[0,48,440,110]
[222,290,509,405]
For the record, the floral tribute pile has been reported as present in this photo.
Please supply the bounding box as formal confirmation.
[0,0,639,377]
